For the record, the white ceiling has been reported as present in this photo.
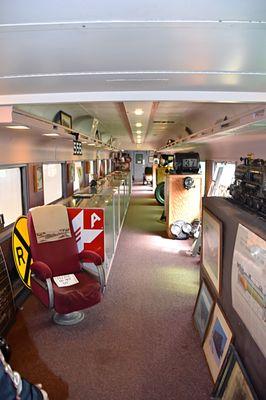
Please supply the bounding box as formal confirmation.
[0,0,265,152]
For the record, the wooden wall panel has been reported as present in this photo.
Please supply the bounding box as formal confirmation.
[165,174,202,238]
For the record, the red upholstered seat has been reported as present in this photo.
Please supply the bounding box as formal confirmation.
[27,208,102,316]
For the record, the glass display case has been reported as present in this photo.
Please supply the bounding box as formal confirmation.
[62,171,131,280]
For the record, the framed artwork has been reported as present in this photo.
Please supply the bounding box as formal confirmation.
[85,161,90,174]
[67,163,75,183]
[203,303,233,382]
[212,344,258,399]
[148,156,154,163]
[54,110,72,129]
[193,280,214,342]
[135,153,143,164]
[202,208,222,294]
[33,165,43,192]
[231,224,266,358]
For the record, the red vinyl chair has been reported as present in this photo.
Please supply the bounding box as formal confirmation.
[27,207,105,325]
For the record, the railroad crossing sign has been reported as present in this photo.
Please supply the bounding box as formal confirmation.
[12,216,32,289]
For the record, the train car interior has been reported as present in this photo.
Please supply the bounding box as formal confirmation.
[0,1,265,399]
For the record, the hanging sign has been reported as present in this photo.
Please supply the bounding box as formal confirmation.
[12,216,32,288]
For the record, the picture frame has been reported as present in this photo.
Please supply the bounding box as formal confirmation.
[67,163,75,183]
[212,344,258,399]
[85,161,90,174]
[193,280,214,343]
[202,208,222,294]
[203,303,233,382]
[148,156,154,163]
[33,165,43,192]
[54,110,72,130]
[135,154,143,164]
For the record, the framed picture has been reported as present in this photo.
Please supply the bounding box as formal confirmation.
[85,161,90,174]
[193,280,214,342]
[202,208,222,294]
[67,163,75,183]
[148,156,154,163]
[135,154,143,164]
[203,303,233,382]
[33,165,43,192]
[212,344,258,399]
[54,110,72,129]
[231,224,266,359]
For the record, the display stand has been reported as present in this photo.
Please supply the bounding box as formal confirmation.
[63,171,132,281]
[0,246,15,334]
[202,197,266,399]
[165,174,202,238]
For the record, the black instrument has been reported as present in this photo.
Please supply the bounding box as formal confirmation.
[173,152,200,174]
[229,157,266,217]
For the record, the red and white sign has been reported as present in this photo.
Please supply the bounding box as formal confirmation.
[68,208,104,261]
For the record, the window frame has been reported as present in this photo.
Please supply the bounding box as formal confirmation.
[0,164,27,231]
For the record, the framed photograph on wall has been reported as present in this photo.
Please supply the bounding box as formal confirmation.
[67,163,75,183]
[203,303,233,382]
[148,156,154,163]
[193,280,214,343]
[54,110,72,129]
[231,224,266,359]
[33,165,43,192]
[202,208,222,294]
[212,344,258,399]
[85,161,90,174]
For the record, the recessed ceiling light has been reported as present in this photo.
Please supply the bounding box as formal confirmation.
[42,133,60,137]
[135,122,142,127]
[136,130,142,134]
[134,108,144,116]
[5,125,30,130]
[87,143,95,146]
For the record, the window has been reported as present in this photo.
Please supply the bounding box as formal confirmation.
[89,160,94,182]
[0,167,23,227]
[199,161,206,195]
[73,161,83,191]
[43,164,62,204]
[208,162,236,197]
[104,160,108,175]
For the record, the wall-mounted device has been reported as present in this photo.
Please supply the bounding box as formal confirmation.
[173,152,200,174]
[183,176,195,190]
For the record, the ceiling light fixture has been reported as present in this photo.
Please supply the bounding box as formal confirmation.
[135,122,142,127]
[136,130,142,134]
[134,108,144,116]
[87,143,95,146]
[42,133,60,137]
[5,125,30,130]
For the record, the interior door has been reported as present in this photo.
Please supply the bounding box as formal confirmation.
[134,153,145,182]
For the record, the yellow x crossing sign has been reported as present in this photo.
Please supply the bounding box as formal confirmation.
[12,216,32,289]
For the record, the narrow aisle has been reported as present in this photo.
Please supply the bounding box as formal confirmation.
[7,185,212,400]
[106,185,212,399]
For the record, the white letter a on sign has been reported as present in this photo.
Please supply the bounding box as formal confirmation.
[91,212,101,228]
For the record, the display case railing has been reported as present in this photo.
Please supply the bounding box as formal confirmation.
[61,171,131,280]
